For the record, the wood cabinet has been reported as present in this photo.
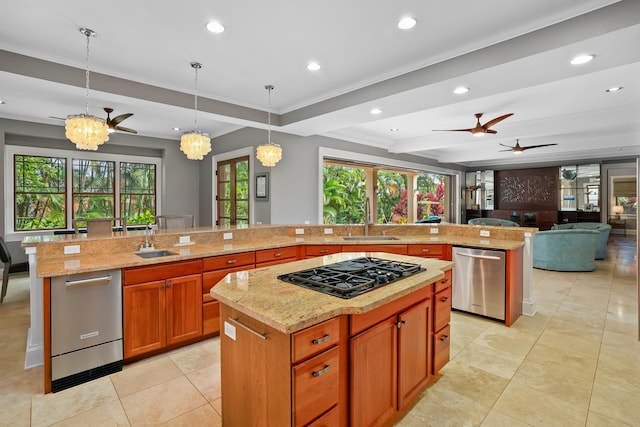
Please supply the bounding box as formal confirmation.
[305,244,342,258]
[408,244,451,260]
[202,251,255,335]
[432,270,452,374]
[350,286,433,427]
[123,260,202,359]
[255,246,299,268]
[342,244,408,255]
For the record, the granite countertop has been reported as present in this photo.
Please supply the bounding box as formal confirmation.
[33,231,524,278]
[210,252,453,334]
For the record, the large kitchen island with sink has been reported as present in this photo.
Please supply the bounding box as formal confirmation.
[210,252,454,427]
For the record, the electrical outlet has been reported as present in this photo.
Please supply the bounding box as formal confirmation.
[480,230,491,237]
[324,228,333,235]
[430,227,439,234]
[223,232,233,240]
[64,245,80,255]
[295,228,305,235]
[179,235,191,244]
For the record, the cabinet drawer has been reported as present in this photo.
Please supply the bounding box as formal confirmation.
[306,405,339,427]
[342,244,407,255]
[434,269,452,294]
[255,246,298,264]
[433,324,450,374]
[305,245,342,257]
[202,251,255,271]
[292,317,340,364]
[293,346,340,427]
[408,244,445,258]
[124,260,202,285]
[203,301,220,335]
[434,286,452,332]
[202,265,254,301]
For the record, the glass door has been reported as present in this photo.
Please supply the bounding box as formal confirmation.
[217,156,249,226]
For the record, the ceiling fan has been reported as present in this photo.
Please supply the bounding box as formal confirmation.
[499,139,557,154]
[434,112,513,136]
[104,108,137,134]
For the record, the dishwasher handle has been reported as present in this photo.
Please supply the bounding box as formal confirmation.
[455,252,502,261]
[65,275,113,288]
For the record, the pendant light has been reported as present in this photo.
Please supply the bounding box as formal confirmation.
[180,62,212,160]
[256,85,282,167]
[65,28,109,150]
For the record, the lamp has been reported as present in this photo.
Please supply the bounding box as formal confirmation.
[612,205,624,219]
[65,28,109,151]
[180,62,211,160]
[256,85,282,167]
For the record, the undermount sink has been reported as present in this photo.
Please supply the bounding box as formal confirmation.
[343,236,399,241]
[135,250,178,258]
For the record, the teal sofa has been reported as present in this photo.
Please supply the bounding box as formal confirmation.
[533,229,600,271]
[551,222,611,259]
[468,218,520,227]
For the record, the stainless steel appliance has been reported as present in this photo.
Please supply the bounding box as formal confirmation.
[452,247,506,321]
[278,257,424,299]
[51,270,123,392]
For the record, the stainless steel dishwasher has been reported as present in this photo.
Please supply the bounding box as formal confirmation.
[452,247,506,321]
[51,270,123,392]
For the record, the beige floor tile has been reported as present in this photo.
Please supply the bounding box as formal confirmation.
[211,397,222,417]
[110,355,183,398]
[511,358,594,407]
[604,317,639,336]
[480,409,532,427]
[451,343,522,380]
[168,337,220,374]
[120,375,207,425]
[524,342,598,377]
[586,410,632,427]
[31,377,120,427]
[471,325,537,360]
[0,401,31,427]
[590,377,640,425]
[405,384,490,426]
[185,361,221,403]
[509,310,551,336]
[161,404,222,426]
[493,382,588,426]
[543,317,604,343]
[437,359,509,406]
[535,329,601,359]
[49,400,130,427]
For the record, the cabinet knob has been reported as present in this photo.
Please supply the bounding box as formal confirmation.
[319,249,329,253]
[160,284,165,289]
[442,278,450,284]
[441,297,449,302]
[311,364,330,377]
[422,248,430,253]
[227,259,237,264]
[396,320,407,328]
[167,282,173,288]
[440,335,450,342]
[274,252,282,257]
[312,334,330,345]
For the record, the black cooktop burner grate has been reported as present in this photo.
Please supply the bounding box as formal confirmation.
[278,257,425,299]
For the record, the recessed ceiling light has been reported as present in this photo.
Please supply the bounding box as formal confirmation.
[606,86,623,92]
[397,17,417,30]
[390,128,399,132]
[172,127,181,132]
[370,108,382,115]
[206,21,226,33]
[453,86,469,95]
[0,100,5,104]
[306,61,321,71]
[570,54,594,65]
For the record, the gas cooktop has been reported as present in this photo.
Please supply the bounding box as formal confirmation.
[277,257,425,299]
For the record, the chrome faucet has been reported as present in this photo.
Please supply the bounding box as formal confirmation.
[140,223,155,251]
[364,197,371,237]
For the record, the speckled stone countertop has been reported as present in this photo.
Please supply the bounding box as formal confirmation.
[210,252,453,334]
[25,223,532,277]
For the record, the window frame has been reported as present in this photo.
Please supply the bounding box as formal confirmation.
[4,145,162,241]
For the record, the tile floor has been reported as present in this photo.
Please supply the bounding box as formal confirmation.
[0,235,638,426]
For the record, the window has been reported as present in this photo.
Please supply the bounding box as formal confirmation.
[14,155,67,231]
[7,146,161,233]
[217,156,249,226]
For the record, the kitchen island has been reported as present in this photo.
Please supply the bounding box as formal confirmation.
[211,252,454,427]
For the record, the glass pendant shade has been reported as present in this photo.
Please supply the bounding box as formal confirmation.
[65,114,109,150]
[180,131,211,160]
[256,143,282,167]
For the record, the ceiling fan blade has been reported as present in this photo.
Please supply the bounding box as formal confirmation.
[111,113,134,126]
[520,143,558,151]
[49,116,66,121]
[432,128,473,133]
[498,149,513,152]
[482,113,514,129]
[485,129,498,134]
[114,126,138,134]
[498,143,513,148]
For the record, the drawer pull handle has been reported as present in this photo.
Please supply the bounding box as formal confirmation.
[274,252,282,257]
[422,248,430,252]
[396,320,407,328]
[440,335,450,342]
[319,249,329,253]
[442,279,450,284]
[312,334,330,345]
[441,297,449,302]
[228,318,267,340]
[312,365,330,377]
[226,259,237,264]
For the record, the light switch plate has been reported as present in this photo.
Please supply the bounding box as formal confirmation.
[324,228,333,234]
[64,245,80,255]
[480,230,491,237]
[430,227,439,234]
[295,228,304,235]
[179,235,190,244]
[224,321,236,341]
[223,232,233,240]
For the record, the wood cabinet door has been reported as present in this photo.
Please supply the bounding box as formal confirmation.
[166,273,203,345]
[397,299,431,409]
[123,280,166,359]
[350,316,397,427]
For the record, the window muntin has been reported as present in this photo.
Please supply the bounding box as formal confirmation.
[72,159,116,220]
[121,162,157,225]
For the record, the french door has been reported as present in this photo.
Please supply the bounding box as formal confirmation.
[217,156,249,226]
